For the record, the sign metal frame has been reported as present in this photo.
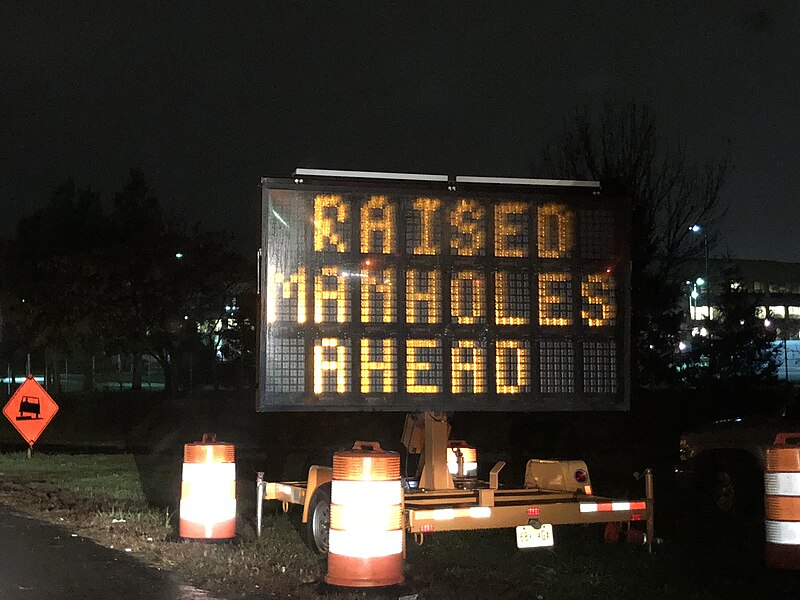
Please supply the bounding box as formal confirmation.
[258,175,631,413]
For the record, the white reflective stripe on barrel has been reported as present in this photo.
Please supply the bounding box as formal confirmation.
[766,520,800,545]
[765,472,800,496]
[182,462,236,484]
[331,479,403,506]
[329,529,404,558]
[179,498,236,523]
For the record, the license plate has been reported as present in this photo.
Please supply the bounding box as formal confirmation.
[516,524,554,548]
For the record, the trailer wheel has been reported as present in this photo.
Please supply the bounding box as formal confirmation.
[306,483,331,555]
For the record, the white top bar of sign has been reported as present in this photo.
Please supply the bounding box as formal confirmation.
[293,168,449,182]
[456,175,600,188]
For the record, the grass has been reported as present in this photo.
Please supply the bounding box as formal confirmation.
[1,451,800,599]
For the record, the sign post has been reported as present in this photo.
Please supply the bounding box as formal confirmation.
[2,375,59,453]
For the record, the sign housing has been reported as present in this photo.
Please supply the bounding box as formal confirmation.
[258,173,630,412]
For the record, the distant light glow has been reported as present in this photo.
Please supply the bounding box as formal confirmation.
[690,224,702,233]
[678,341,688,351]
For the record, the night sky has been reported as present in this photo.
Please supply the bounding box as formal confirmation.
[3,2,798,262]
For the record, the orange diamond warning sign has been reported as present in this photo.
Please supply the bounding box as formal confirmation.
[3,375,59,446]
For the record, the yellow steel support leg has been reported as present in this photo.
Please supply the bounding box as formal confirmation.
[418,412,454,491]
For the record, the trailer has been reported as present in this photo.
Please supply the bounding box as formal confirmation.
[255,169,653,557]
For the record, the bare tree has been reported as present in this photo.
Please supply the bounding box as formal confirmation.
[541,100,729,385]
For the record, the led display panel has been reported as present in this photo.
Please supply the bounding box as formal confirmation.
[259,175,630,412]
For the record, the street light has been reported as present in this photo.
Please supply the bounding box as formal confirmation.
[690,225,710,321]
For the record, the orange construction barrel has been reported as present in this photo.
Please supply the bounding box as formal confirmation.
[447,440,478,478]
[326,441,404,588]
[765,432,800,569]
[179,433,236,540]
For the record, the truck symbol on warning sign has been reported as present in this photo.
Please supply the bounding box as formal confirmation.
[17,396,42,420]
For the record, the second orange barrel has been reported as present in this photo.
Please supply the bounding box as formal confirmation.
[326,441,404,587]
[179,433,237,540]
[765,432,800,569]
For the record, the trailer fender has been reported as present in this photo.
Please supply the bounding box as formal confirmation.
[302,465,333,523]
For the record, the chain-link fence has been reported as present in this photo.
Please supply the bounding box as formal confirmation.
[2,351,255,395]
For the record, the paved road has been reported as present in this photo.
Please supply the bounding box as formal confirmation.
[0,504,220,600]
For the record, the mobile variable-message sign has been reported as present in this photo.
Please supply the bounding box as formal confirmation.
[258,170,630,412]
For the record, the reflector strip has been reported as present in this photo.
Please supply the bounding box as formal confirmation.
[331,480,403,506]
[328,529,403,558]
[179,499,236,523]
[580,501,646,513]
[415,507,493,521]
[182,462,235,484]
[765,473,800,496]
[766,520,800,545]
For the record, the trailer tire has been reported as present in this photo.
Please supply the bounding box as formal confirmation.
[306,483,331,555]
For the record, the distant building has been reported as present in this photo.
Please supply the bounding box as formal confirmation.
[681,258,800,381]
